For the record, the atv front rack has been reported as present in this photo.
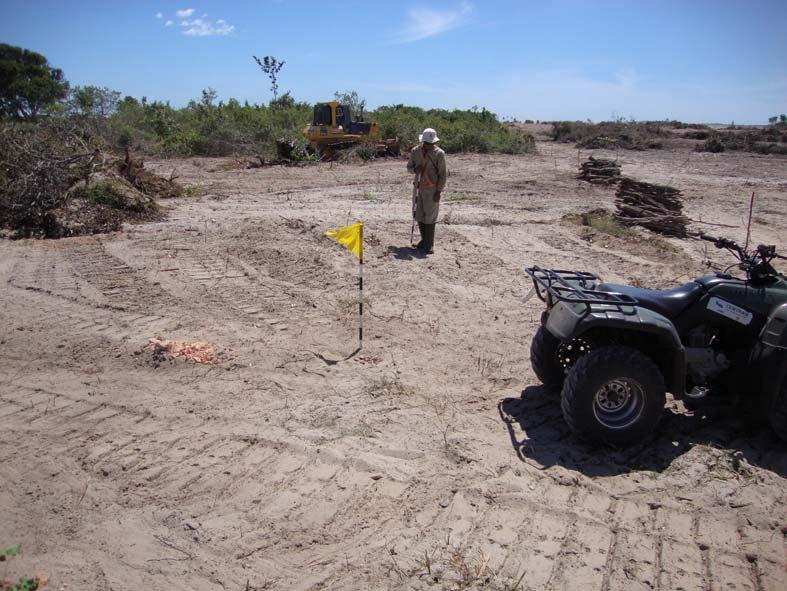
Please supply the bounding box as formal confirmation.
[525,266,639,313]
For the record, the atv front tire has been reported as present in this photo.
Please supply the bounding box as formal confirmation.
[561,346,665,446]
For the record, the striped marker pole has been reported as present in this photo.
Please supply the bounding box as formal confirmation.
[358,224,364,350]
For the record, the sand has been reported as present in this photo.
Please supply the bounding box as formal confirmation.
[1,139,785,590]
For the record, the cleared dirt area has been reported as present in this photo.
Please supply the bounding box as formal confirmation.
[1,141,786,590]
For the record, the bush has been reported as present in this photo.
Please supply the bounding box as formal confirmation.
[373,105,535,154]
[71,179,156,213]
[104,97,538,157]
[697,137,725,153]
[694,128,787,155]
[551,121,596,143]
[10,89,538,162]
[552,120,668,150]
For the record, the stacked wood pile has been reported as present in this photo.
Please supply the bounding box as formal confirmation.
[614,178,688,237]
[577,156,621,184]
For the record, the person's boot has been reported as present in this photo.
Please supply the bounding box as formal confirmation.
[416,222,426,250]
[424,224,435,254]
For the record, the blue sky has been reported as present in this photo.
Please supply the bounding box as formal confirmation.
[2,0,785,123]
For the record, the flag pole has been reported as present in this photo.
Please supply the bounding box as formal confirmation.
[358,224,364,350]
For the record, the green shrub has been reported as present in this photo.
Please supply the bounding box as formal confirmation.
[551,120,668,150]
[1,544,41,590]
[373,105,535,154]
[74,91,534,158]
[72,181,153,212]
[563,209,636,238]
[696,137,725,153]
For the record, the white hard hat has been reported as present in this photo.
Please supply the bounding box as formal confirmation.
[419,128,440,144]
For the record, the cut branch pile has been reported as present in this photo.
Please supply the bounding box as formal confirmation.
[1,121,181,238]
[614,177,688,237]
[577,156,621,184]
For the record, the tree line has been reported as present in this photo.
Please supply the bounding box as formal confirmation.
[0,43,535,158]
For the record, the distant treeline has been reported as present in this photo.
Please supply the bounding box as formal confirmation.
[100,92,537,157]
[0,43,534,158]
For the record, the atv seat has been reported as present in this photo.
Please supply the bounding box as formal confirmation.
[596,281,704,319]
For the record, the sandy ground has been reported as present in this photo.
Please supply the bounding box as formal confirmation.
[1,140,786,590]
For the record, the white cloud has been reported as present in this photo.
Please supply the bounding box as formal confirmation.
[180,17,235,37]
[161,9,235,37]
[155,12,163,19]
[395,1,473,43]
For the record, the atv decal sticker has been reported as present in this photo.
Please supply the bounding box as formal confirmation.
[707,297,753,325]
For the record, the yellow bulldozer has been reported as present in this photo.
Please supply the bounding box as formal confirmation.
[304,101,400,159]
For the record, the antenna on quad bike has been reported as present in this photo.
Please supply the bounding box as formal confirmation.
[744,191,755,252]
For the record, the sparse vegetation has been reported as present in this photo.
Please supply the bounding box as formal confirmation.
[563,208,680,254]
[1,545,42,591]
[563,209,637,238]
[695,127,787,155]
[550,120,668,150]
[71,180,156,213]
[374,105,536,154]
[366,376,414,398]
[341,419,377,438]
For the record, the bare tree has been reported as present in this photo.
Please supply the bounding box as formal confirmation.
[252,55,285,100]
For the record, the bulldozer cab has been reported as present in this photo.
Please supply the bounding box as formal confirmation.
[304,100,397,157]
[312,102,353,129]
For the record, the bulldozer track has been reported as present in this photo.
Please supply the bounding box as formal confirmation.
[3,371,781,590]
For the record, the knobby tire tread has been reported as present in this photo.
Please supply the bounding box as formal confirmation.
[561,345,665,446]
[531,326,564,392]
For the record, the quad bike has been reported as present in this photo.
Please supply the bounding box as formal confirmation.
[525,234,787,446]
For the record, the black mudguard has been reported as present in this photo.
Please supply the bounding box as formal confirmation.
[544,302,686,394]
[758,303,787,402]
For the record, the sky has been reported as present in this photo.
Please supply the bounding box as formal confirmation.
[1,0,785,123]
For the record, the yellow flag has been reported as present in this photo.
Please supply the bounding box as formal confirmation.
[325,222,363,259]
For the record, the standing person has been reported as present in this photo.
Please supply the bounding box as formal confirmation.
[407,127,447,254]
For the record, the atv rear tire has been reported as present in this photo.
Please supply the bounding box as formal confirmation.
[531,327,592,392]
[561,346,665,446]
[531,326,564,391]
[769,378,787,442]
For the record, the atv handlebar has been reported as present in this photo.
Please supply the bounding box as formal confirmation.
[699,233,743,253]
[698,233,784,280]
